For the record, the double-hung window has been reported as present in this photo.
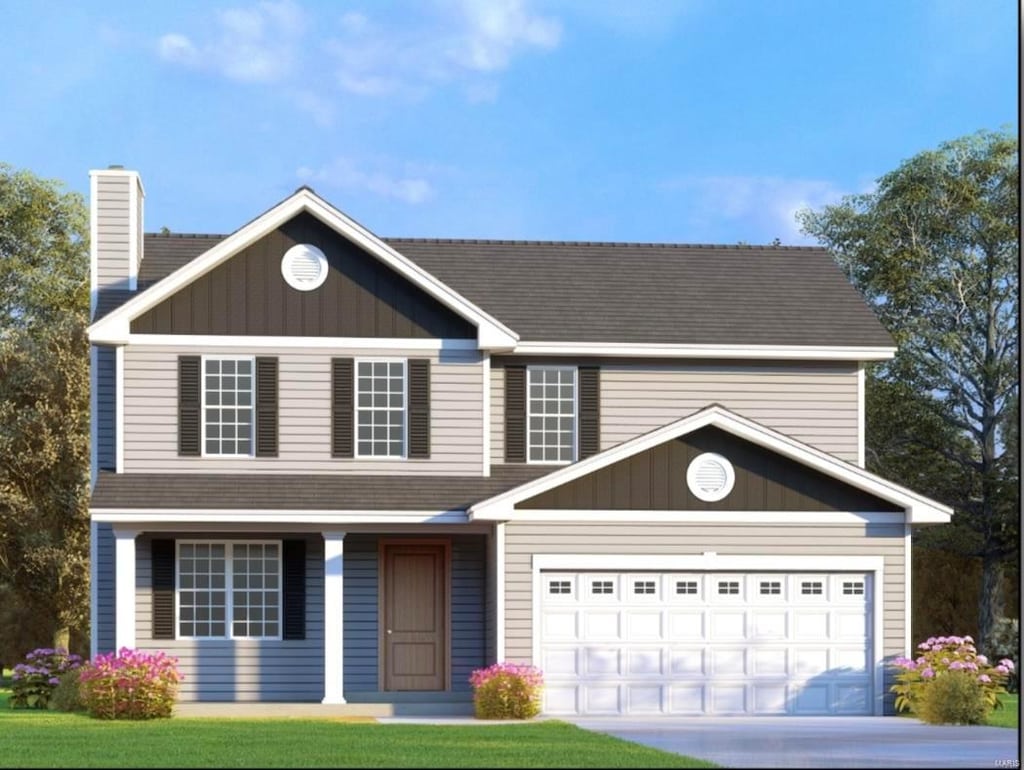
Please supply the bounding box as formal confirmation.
[356,359,406,458]
[203,357,254,456]
[527,366,576,463]
[177,541,281,639]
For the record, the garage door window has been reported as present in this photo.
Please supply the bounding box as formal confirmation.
[676,580,699,596]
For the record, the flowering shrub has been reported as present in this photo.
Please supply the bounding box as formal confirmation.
[10,648,83,709]
[78,648,183,720]
[890,634,1016,724]
[469,662,543,719]
[915,670,991,725]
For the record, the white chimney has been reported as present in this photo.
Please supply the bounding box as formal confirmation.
[89,166,145,316]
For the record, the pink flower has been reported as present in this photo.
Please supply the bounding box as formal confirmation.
[978,675,991,683]
[999,659,1015,672]
[921,667,935,679]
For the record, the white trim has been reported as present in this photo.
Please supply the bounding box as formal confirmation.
[128,177,139,292]
[89,173,98,318]
[113,528,138,651]
[904,523,912,655]
[121,335,478,350]
[353,357,408,460]
[686,452,735,502]
[201,355,256,459]
[482,354,491,478]
[482,509,908,525]
[114,346,124,473]
[281,243,328,292]
[512,341,897,361]
[322,531,347,704]
[495,522,505,661]
[89,520,99,656]
[90,509,469,524]
[526,364,577,465]
[175,539,283,641]
[87,188,518,350]
[89,167,147,194]
[857,363,866,468]
[530,553,886,716]
[469,404,953,524]
[90,346,98,488]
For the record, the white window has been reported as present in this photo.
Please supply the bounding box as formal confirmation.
[356,360,406,458]
[527,366,576,463]
[177,541,281,640]
[203,357,254,456]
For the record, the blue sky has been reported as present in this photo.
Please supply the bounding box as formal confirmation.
[1,0,1017,244]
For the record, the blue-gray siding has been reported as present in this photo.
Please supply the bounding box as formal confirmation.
[94,522,116,654]
[95,347,115,471]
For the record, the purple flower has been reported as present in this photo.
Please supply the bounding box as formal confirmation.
[949,661,965,670]
[994,665,1009,675]
[921,667,935,679]
[977,655,989,665]
[979,675,991,683]
[48,677,60,686]
[999,659,1015,672]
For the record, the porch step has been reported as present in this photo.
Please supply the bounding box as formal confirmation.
[173,700,474,719]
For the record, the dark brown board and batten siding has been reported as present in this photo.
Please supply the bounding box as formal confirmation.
[131,213,476,339]
[518,426,902,512]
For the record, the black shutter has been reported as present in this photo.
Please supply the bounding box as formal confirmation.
[282,539,306,640]
[151,539,176,640]
[178,356,201,456]
[408,359,430,459]
[578,366,600,459]
[331,358,354,458]
[505,364,526,463]
[255,357,278,457]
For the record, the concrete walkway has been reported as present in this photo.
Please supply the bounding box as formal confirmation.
[571,716,1020,768]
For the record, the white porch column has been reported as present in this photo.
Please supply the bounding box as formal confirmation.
[112,529,138,651]
[322,531,346,704]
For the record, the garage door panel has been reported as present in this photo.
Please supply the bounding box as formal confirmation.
[539,570,873,716]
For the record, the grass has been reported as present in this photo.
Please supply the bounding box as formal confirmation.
[988,693,1019,728]
[0,690,715,769]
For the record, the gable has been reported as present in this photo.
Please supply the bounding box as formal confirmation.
[130,212,476,338]
[518,426,902,512]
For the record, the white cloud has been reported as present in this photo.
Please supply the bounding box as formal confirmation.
[449,0,562,72]
[297,159,436,205]
[661,175,848,244]
[157,0,304,83]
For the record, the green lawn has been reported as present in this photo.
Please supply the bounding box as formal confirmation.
[988,694,1019,729]
[0,690,715,769]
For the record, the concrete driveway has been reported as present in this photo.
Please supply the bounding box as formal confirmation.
[571,716,1020,768]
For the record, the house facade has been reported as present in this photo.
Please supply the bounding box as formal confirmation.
[88,166,951,716]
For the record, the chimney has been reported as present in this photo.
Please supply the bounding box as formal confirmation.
[89,166,145,316]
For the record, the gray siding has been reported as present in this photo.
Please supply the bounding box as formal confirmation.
[95,346,116,471]
[135,534,325,702]
[343,534,487,695]
[94,174,132,293]
[123,345,484,475]
[502,521,905,667]
[94,523,116,654]
[491,362,860,465]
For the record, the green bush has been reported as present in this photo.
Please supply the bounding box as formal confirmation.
[78,648,182,720]
[48,668,84,712]
[915,670,991,725]
[470,663,543,719]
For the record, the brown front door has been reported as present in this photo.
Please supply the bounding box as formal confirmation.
[380,540,449,691]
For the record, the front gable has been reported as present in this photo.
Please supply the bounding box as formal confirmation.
[518,426,901,512]
[130,212,476,338]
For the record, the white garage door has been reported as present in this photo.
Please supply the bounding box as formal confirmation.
[539,571,873,716]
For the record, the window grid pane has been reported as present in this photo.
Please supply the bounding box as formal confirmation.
[204,358,253,455]
[356,361,405,457]
[527,367,575,462]
[178,543,227,638]
[231,543,281,638]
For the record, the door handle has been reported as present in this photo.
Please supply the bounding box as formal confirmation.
[387,629,393,635]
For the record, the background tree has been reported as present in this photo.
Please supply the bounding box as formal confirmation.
[798,129,1019,652]
[0,164,90,661]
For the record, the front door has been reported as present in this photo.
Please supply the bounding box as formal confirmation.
[380,540,449,691]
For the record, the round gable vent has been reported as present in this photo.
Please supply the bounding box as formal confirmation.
[281,244,328,291]
[686,452,735,502]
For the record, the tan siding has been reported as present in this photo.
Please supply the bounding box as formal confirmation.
[601,363,859,462]
[501,521,905,667]
[95,175,132,292]
[123,345,484,475]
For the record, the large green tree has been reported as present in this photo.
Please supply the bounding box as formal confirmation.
[0,164,90,660]
[798,129,1019,652]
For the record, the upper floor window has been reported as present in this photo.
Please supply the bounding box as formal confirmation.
[356,360,406,458]
[203,357,254,456]
[527,366,576,463]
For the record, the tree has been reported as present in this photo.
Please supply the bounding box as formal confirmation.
[798,129,1019,652]
[0,164,90,661]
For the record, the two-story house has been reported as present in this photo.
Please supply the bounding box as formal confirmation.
[87,166,951,716]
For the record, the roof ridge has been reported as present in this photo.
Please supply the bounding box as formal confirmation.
[385,237,824,250]
[145,232,227,238]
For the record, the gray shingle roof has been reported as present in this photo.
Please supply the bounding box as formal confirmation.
[91,465,551,511]
[93,232,892,347]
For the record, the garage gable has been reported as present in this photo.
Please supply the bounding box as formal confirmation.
[518,426,901,512]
